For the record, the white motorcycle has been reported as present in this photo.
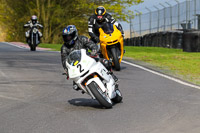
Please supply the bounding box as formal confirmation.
[65,49,122,108]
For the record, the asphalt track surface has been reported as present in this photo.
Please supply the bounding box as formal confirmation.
[1,42,200,133]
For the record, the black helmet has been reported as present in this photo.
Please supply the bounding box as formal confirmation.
[62,25,78,46]
[95,6,106,22]
[31,15,37,24]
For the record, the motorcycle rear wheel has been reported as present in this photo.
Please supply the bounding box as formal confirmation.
[88,81,112,108]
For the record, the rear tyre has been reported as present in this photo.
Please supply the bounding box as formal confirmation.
[111,48,120,71]
[88,81,112,108]
[112,89,123,103]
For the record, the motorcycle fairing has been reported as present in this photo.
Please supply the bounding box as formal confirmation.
[99,25,124,64]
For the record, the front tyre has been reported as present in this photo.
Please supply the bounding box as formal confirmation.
[111,48,120,71]
[30,45,36,51]
[112,89,123,103]
[30,35,36,51]
[88,81,112,108]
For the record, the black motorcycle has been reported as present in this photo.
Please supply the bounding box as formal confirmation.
[28,26,41,51]
[24,23,43,51]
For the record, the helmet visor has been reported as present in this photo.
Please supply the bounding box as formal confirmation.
[63,31,76,44]
[97,16,103,19]
[97,15,104,22]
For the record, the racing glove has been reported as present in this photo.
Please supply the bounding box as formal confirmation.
[62,68,69,80]
[94,36,100,43]
[91,49,97,56]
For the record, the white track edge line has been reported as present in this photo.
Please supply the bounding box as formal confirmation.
[3,42,27,49]
[121,60,200,90]
[3,42,60,52]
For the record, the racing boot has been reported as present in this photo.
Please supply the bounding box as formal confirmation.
[107,71,118,82]
[108,60,118,82]
[102,59,118,82]
[111,72,118,82]
[73,81,81,91]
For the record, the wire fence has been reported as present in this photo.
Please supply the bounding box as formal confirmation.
[130,0,200,37]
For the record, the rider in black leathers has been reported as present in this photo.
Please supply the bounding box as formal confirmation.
[61,25,98,72]
[88,6,124,43]
[61,25,118,91]
[24,15,43,43]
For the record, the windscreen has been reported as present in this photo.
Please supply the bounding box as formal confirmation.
[67,50,81,66]
[102,23,114,34]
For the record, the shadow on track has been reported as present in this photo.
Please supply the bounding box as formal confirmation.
[68,98,122,109]
[112,66,126,71]
[68,98,105,109]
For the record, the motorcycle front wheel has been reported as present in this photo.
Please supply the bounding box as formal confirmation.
[30,45,36,51]
[30,35,36,51]
[111,47,120,71]
[88,81,113,108]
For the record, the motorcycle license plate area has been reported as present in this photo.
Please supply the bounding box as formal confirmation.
[66,50,96,79]
[33,28,38,33]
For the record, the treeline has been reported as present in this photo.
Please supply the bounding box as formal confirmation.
[0,0,142,44]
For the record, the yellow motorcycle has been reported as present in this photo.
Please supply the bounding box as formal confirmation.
[99,23,124,71]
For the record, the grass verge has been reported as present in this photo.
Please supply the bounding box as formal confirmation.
[124,46,200,85]
[39,43,62,51]
[38,43,200,85]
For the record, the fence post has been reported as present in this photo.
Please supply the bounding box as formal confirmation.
[146,7,152,33]
[154,6,160,32]
[186,0,189,29]
[166,2,172,30]
[194,0,197,29]
[160,3,166,31]
[130,15,132,38]
[135,10,142,36]
[175,0,180,29]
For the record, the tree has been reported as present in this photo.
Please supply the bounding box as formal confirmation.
[0,0,143,43]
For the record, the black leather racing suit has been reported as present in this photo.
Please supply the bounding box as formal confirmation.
[61,35,118,90]
[88,13,124,43]
[61,35,99,71]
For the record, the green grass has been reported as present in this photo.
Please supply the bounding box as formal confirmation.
[39,43,62,51]
[125,46,200,85]
[37,43,200,85]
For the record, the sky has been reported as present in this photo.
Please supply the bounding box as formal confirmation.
[131,0,186,13]
[121,0,187,32]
